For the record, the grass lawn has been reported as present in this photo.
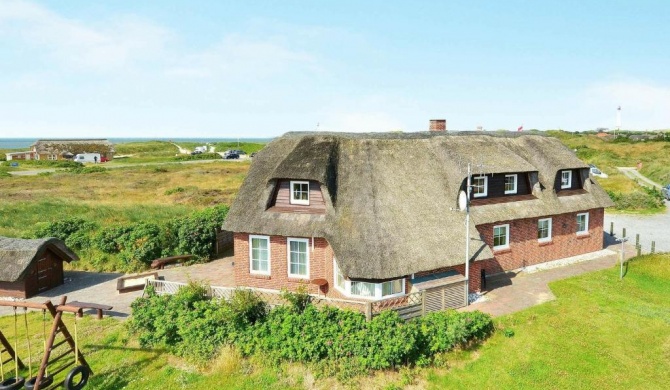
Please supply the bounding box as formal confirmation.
[2,254,666,389]
[428,253,670,389]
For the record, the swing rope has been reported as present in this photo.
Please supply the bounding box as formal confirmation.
[23,308,33,380]
[0,334,4,381]
[13,307,19,381]
[42,309,49,377]
[74,314,79,364]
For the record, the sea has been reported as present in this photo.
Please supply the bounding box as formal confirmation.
[0,138,274,150]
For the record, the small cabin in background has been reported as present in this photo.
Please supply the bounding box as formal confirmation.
[0,237,78,298]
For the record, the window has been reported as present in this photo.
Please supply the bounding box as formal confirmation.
[249,235,270,275]
[48,154,58,161]
[537,218,552,242]
[493,224,510,250]
[561,171,572,189]
[472,175,488,198]
[290,181,310,205]
[287,238,309,278]
[382,279,403,296]
[576,213,589,235]
[504,174,518,194]
[351,281,376,297]
[333,260,404,299]
[335,259,345,290]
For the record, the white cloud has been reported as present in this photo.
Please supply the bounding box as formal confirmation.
[164,34,317,80]
[582,80,670,129]
[0,0,169,71]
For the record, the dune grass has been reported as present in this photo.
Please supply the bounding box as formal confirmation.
[0,162,249,239]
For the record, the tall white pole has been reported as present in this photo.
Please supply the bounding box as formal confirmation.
[465,163,471,302]
[616,106,621,138]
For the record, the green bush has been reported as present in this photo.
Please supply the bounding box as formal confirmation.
[130,284,495,374]
[173,153,221,161]
[174,205,229,259]
[66,165,108,174]
[607,189,665,210]
[32,217,98,249]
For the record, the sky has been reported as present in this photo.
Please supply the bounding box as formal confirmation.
[1,0,669,138]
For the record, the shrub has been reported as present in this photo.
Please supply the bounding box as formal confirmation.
[174,205,229,260]
[281,285,312,313]
[32,217,98,246]
[129,285,495,376]
[607,189,665,210]
[173,153,221,161]
[66,165,108,174]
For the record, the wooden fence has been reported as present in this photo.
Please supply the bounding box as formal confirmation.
[145,279,468,321]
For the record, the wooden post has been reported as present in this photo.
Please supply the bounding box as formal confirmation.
[0,330,25,369]
[652,241,656,254]
[635,234,640,248]
[35,296,93,390]
[636,245,641,257]
[421,291,426,316]
[610,222,614,236]
[365,302,372,321]
[623,228,626,238]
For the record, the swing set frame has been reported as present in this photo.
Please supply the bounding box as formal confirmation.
[0,296,93,390]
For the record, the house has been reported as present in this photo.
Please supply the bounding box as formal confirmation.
[30,139,115,161]
[223,129,613,309]
[0,237,78,298]
[5,151,36,161]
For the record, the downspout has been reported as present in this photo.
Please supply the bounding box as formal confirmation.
[465,164,471,305]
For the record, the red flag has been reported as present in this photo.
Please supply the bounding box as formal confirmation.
[517,125,523,131]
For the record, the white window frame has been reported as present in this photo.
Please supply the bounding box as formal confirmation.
[493,224,510,250]
[561,170,572,189]
[537,218,552,243]
[504,174,518,195]
[576,213,589,235]
[289,180,310,205]
[287,238,310,279]
[472,175,488,198]
[333,259,405,299]
[249,235,271,275]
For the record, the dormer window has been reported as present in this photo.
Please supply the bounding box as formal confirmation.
[472,175,488,198]
[561,171,572,189]
[290,181,310,205]
[504,174,518,194]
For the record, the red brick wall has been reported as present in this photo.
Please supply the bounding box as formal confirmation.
[233,208,604,296]
[476,208,604,274]
[233,233,336,296]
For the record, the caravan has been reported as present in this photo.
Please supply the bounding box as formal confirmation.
[74,153,102,163]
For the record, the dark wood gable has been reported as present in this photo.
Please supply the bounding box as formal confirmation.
[268,180,326,214]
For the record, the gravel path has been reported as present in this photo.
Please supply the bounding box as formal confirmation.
[617,167,663,189]
[605,206,670,253]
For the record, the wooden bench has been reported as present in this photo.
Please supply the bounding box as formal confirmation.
[117,272,159,294]
[150,254,193,270]
[67,301,114,320]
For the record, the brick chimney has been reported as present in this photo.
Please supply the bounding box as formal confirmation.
[429,119,447,132]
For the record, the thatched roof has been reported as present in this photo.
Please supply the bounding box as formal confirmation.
[223,131,614,280]
[0,237,78,282]
[32,139,115,154]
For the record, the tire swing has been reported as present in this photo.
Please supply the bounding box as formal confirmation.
[63,314,88,390]
[0,308,24,390]
[24,311,53,390]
